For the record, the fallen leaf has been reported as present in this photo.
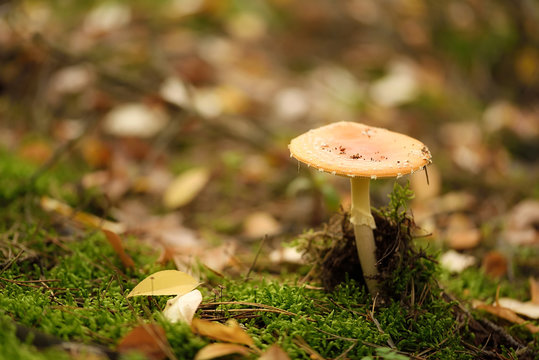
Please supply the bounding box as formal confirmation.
[445,214,481,250]
[199,242,237,273]
[269,247,304,265]
[531,278,539,305]
[103,103,168,138]
[163,167,210,209]
[194,343,251,360]
[431,192,476,215]
[18,140,53,165]
[243,211,281,238]
[259,344,291,360]
[102,230,135,269]
[159,77,190,108]
[163,289,202,324]
[370,61,418,107]
[81,138,112,168]
[497,298,539,319]
[505,200,539,245]
[83,2,131,36]
[439,250,476,273]
[481,251,508,278]
[117,323,170,360]
[191,319,254,347]
[40,196,126,234]
[127,270,199,297]
[272,88,309,121]
[49,65,93,97]
[474,303,539,334]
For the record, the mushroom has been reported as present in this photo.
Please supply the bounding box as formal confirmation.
[289,122,432,294]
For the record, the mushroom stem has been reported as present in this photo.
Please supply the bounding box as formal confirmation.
[350,177,378,295]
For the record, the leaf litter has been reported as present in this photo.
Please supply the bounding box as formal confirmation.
[1,0,539,358]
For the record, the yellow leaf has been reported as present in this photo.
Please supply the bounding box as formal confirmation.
[194,343,251,360]
[191,319,254,347]
[40,196,126,234]
[127,270,199,297]
[163,167,210,209]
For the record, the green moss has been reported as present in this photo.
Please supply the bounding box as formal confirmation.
[0,316,71,360]
[440,267,528,302]
[210,278,470,359]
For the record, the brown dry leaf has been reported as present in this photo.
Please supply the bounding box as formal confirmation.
[81,138,112,168]
[194,343,251,360]
[259,344,291,360]
[18,140,53,165]
[531,277,539,305]
[40,196,126,234]
[474,303,539,334]
[102,230,135,269]
[497,298,539,319]
[117,323,170,360]
[481,251,508,278]
[191,319,255,347]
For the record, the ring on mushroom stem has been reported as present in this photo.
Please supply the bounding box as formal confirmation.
[289,122,432,295]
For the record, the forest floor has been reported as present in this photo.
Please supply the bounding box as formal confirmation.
[1,1,539,359]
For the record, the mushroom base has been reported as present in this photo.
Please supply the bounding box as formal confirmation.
[299,209,435,301]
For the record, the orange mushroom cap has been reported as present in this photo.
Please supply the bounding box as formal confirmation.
[289,122,432,178]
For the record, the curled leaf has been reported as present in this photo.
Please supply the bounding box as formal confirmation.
[41,196,126,234]
[194,343,251,360]
[163,289,202,324]
[259,344,291,360]
[102,230,135,269]
[117,323,170,360]
[191,319,254,347]
[127,270,199,297]
[497,298,539,319]
[475,302,539,334]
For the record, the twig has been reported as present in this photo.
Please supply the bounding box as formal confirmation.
[335,341,358,360]
[200,301,298,318]
[369,313,396,349]
[293,336,326,360]
[245,235,267,280]
[202,308,295,316]
[0,250,24,276]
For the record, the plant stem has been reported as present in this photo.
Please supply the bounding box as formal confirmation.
[350,177,378,294]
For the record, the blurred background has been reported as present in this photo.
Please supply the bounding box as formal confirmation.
[0,0,538,272]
